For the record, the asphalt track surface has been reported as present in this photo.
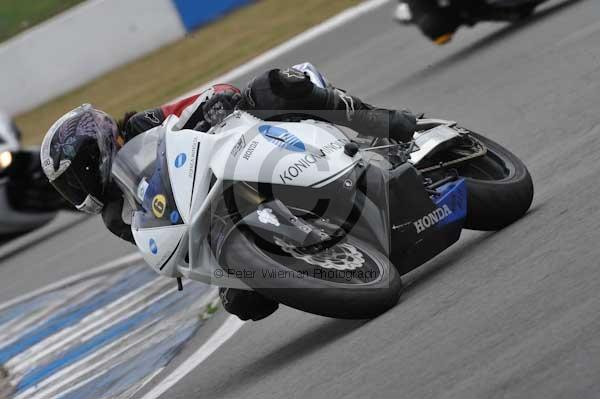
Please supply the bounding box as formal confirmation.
[2,0,600,397]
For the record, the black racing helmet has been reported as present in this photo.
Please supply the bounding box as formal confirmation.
[40,104,119,214]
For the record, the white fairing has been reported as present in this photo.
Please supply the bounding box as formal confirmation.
[121,111,360,282]
[165,127,199,224]
[133,224,187,271]
[410,124,461,164]
[121,108,461,286]
[209,114,356,188]
[127,63,339,278]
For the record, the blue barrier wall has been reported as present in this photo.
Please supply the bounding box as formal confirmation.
[172,0,254,32]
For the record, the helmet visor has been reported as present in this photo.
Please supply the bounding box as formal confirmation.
[51,167,88,206]
[50,156,104,214]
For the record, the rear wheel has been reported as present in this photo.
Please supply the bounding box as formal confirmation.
[405,1,461,43]
[220,226,403,319]
[418,13,461,44]
[456,133,534,231]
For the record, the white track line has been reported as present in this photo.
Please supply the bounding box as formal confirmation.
[41,317,201,399]
[0,252,142,312]
[14,320,172,399]
[11,283,184,396]
[0,278,103,345]
[123,367,166,399]
[22,289,218,399]
[139,315,245,399]
[8,278,173,372]
[0,275,127,348]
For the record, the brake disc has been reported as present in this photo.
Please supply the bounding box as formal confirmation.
[274,237,365,271]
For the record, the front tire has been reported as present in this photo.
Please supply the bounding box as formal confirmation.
[458,133,534,231]
[220,228,403,319]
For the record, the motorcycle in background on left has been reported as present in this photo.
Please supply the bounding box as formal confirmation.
[0,113,73,238]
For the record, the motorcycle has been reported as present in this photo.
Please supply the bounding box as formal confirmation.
[0,113,72,237]
[112,104,533,319]
[395,0,550,44]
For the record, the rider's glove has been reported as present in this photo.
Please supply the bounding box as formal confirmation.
[202,90,243,127]
[389,109,418,142]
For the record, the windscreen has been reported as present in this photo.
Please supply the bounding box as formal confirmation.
[112,128,183,229]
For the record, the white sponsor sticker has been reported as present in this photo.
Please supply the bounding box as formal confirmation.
[137,178,149,202]
[257,208,280,227]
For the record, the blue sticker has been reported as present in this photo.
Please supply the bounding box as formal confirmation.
[149,239,158,255]
[258,125,306,153]
[170,210,180,224]
[175,153,187,168]
[433,179,468,227]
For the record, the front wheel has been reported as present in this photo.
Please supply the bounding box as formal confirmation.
[457,133,534,231]
[220,228,403,319]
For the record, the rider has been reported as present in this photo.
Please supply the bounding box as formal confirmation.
[40,64,417,321]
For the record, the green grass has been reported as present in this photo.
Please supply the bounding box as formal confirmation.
[16,0,362,144]
[0,0,85,42]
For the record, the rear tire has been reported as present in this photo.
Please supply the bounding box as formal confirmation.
[220,228,403,319]
[418,13,461,43]
[405,1,461,42]
[458,133,534,231]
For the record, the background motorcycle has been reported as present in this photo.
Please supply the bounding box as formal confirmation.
[395,0,550,44]
[0,113,72,238]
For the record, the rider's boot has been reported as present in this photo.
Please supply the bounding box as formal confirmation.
[219,288,279,321]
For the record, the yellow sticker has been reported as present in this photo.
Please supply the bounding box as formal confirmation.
[152,194,167,218]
